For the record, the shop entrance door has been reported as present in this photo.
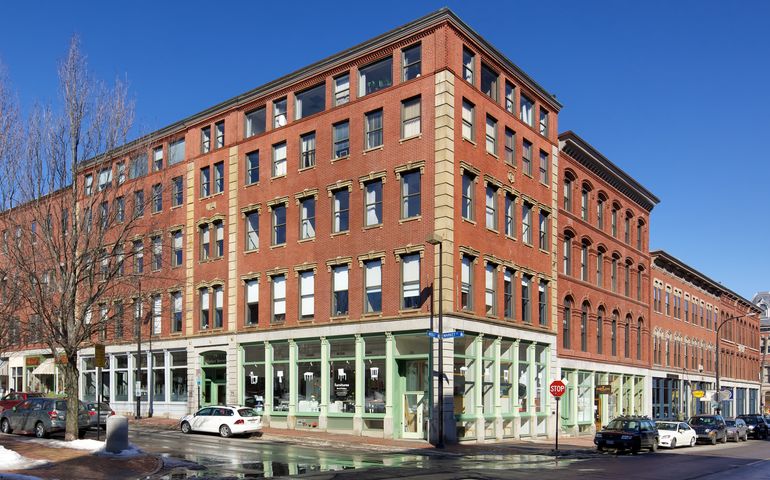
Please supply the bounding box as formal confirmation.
[401,359,428,439]
[594,393,603,431]
[200,350,227,407]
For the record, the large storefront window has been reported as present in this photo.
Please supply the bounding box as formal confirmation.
[115,355,129,401]
[482,338,495,414]
[272,342,290,413]
[535,345,547,413]
[170,351,187,402]
[82,357,96,402]
[243,344,265,411]
[153,352,165,402]
[500,340,514,415]
[364,336,386,414]
[577,372,592,423]
[329,338,356,414]
[134,353,148,401]
[297,340,321,413]
[518,346,530,413]
[454,335,476,416]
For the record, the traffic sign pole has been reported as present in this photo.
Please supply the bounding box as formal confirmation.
[549,380,566,455]
[555,397,560,453]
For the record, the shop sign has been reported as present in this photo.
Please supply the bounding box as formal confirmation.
[25,356,41,367]
[94,344,106,368]
[595,384,612,395]
[692,390,705,398]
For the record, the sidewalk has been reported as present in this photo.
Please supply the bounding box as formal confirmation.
[0,435,161,480]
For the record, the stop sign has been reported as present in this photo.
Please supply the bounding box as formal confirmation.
[550,380,566,397]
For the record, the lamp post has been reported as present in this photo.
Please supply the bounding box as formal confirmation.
[715,312,756,415]
[426,233,444,448]
[134,278,143,420]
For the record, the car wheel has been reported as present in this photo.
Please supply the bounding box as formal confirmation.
[219,425,232,438]
[744,434,749,441]
[0,418,11,434]
[34,422,48,439]
[650,440,658,453]
[597,446,604,452]
[78,429,87,439]
[690,436,696,447]
[721,434,727,444]
[180,421,191,434]
[669,438,676,449]
[711,436,717,445]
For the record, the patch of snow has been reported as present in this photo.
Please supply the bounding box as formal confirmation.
[0,446,47,471]
[95,444,143,458]
[20,438,143,456]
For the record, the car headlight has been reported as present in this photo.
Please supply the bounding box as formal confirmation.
[748,425,755,430]
[621,435,633,440]
[705,429,711,433]
[661,435,670,440]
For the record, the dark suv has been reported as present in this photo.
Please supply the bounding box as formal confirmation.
[689,415,727,445]
[594,416,659,453]
[737,414,769,439]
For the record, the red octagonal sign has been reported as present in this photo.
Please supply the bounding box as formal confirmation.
[550,380,566,397]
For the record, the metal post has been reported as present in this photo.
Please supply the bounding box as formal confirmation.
[148,331,153,418]
[97,366,101,441]
[437,240,444,449]
[715,332,721,415]
[135,280,142,420]
[555,397,560,453]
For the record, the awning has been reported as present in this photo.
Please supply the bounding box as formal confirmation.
[0,360,7,376]
[32,358,56,376]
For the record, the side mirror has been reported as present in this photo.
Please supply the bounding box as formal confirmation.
[193,412,197,417]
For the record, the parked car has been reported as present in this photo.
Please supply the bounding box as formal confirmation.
[180,406,262,438]
[655,421,697,448]
[0,392,44,412]
[84,402,114,429]
[725,418,749,442]
[594,416,659,453]
[737,414,769,439]
[689,415,727,445]
[0,398,90,438]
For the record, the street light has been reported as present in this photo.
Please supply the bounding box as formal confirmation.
[715,311,757,415]
[135,278,143,420]
[426,233,444,448]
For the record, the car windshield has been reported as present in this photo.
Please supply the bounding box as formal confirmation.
[606,419,640,431]
[742,417,758,425]
[690,417,716,426]
[238,408,259,417]
[656,422,677,431]
[725,420,735,426]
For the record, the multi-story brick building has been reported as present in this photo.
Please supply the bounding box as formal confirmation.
[753,292,770,412]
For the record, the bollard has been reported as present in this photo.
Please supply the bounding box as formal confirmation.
[105,415,130,454]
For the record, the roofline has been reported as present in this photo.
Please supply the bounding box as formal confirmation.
[559,130,660,212]
[651,250,762,313]
[79,8,561,170]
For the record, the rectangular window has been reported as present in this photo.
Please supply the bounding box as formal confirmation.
[271,275,286,323]
[462,47,475,83]
[245,280,259,326]
[245,211,259,251]
[461,172,474,221]
[364,259,382,313]
[461,255,473,310]
[365,109,383,149]
[332,189,349,233]
[213,161,224,194]
[401,170,421,219]
[271,204,286,246]
[522,140,532,176]
[401,97,421,138]
[214,221,224,258]
[504,128,515,165]
[597,252,604,287]
[539,108,549,136]
[133,190,144,218]
[130,154,148,179]
[402,44,421,80]
[115,196,125,223]
[200,166,210,197]
[172,230,183,267]
[520,94,534,126]
[97,168,112,191]
[538,281,547,326]
[503,268,514,319]
[333,121,350,159]
[461,99,475,141]
[485,115,497,154]
[295,83,325,120]
[521,202,532,244]
[215,121,224,149]
[246,150,259,185]
[539,150,548,184]
[580,244,588,281]
[201,126,211,154]
[168,138,185,165]
[152,236,162,271]
[200,224,210,260]
[563,237,572,275]
[333,74,350,106]
[485,263,496,316]
[485,184,497,230]
[299,270,315,320]
[152,183,162,213]
[504,193,515,237]
[359,57,393,97]
[84,174,93,196]
[272,142,287,177]
[480,63,498,101]
[171,291,183,332]
[332,265,349,316]
[401,254,420,309]
[539,211,549,250]
[364,180,383,227]
[151,295,161,336]
[245,107,266,138]
[521,275,532,323]
[581,189,589,221]
[300,132,316,169]
[133,240,144,274]
[172,176,183,207]
[611,258,618,293]
[273,98,287,128]
[116,162,126,185]
[299,197,316,240]
[505,81,515,113]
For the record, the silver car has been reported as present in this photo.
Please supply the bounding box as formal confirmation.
[725,417,749,442]
[0,397,90,438]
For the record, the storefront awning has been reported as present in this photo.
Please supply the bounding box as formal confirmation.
[32,358,55,376]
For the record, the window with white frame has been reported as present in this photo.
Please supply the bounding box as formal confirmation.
[168,138,185,165]
[333,74,350,106]
[332,265,349,316]
[246,150,259,185]
[271,275,286,323]
[201,126,211,154]
[504,128,515,165]
[522,139,532,176]
[333,120,349,158]
[299,270,314,320]
[152,183,162,213]
[521,202,532,244]
[359,57,392,97]
[152,235,162,271]
[520,94,534,126]
[116,162,126,185]
[485,115,497,154]
[539,150,548,184]
[365,109,383,149]
[364,179,383,227]
[245,211,259,251]
[538,281,548,326]
[401,253,420,309]
[300,132,316,169]
[200,224,210,260]
[245,107,266,138]
[461,99,474,141]
[462,47,475,83]
[272,142,287,177]
[200,166,210,197]
[461,172,475,221]
[151,295,161,336]
[85,174,93,196]
[539,211,549,251]
[401,97,421,138]
[245,279,259,326]
[171,291,183,332]
[214,161,224,194]
[364,259,382,313]
[400,170,421,219]
[299,197,316,240]
[152,146,163,171]
[172,230,183,267]
[504,268,514,319]
[505,193,515,237]
[485,184,497,230]
[273,98,287,128]
[213,285,223,328]
[133,240,144,274]
[199,288,210,329]
[98,168,112,191]
[521,274,532,323]
[214,221,224,258]
[332,189,349,233]
[505,81,515,113]
[539,108,549,136]
[461,255,473,310]
[295,84,325,120]
[402,44,421,80]
[172,176,183,207]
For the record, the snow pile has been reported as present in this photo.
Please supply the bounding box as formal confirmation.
[0,446,47,470]
[23,438,143,457]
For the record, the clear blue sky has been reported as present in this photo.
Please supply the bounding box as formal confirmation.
[1,1,767,300]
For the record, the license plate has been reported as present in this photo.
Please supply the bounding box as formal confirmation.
[606,440,614,445]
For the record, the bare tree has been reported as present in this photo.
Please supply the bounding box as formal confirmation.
[0,37,163,440]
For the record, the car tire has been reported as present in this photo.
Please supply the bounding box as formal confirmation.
[219,425,232,438]
[78,429,87,439]
[650,440,657,453]
[744,434,749,441]
[34,422,48,439]
[1,418,11,434]
[711,436,717,445]
[597,446,604,452]
[669,438,676,449]
[690,437,696,447]
[180,421,191,434]
[721,434,727,444]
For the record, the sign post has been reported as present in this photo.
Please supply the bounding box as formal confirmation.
[94,344,105,441]
[550,380,566,454]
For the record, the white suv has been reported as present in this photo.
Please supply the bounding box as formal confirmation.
[180,405,262,438]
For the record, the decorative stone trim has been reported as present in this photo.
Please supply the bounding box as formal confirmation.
[240,272,261,282]
[483,174,502,189]
[357,171,387,189]
[293,262,318,275]
[325,256,352,271]
[240,203,262,215]
[293,188,319,203]
[394,160,426,179]
[458,245,480,259]
[459,161,480,178]
[266,196,289,208]
[326,180,353,196]
[265,267,289,279]
[393,244,425,260]
[357,251,386,266]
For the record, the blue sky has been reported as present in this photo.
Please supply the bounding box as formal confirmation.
[1,1,767,300]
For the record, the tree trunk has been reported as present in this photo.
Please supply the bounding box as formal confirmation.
[61,356,80,441]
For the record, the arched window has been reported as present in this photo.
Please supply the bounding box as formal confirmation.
[636,219,645,250]
[597,306,605,354]
[624,314,632,358]
[637,318,643,360]
[581,182,592,221]
[596,247,605,288]
[624,211,633,244]
[611,311,618,356]
[581,302,590,352]
[563,297,573,349]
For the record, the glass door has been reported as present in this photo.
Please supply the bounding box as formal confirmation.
[402,360,428,439]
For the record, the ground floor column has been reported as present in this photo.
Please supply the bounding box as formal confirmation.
[287,340,297,429]
[383,333,395,437]
[319,337,330,431]
[353,334,364,435]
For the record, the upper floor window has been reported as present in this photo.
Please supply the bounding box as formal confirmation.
[401,170,421,219]
[295,84,325,120]
[271,203,287,246]
[520,94,534,126]
[539,211,549,251]
[580,242,589,281]
[359,57,392,97]
[461,100,475,141]
[581,187,589,221]
[365,109,383,149]
[169,138,185,165]
[152,147,163,171]
[504,268,514,319]
[199,224,210,260]
[272,142,287,177]
[480,63,498,102]
[333,121,350,159]
[485,184,498,230]
[96,168,112,191]
[364,259,383,313]
[521,202,532,245]
[84,174,93,196]
[201,126,211,154]
[364,179,383,227]
[214,221,224,258]
[563,234,572,276]
[521,274,532,323]
[116,161,126,185]
[462,47,475,83]
[246,150,259,185]
[152,236,162,271]
[213,161,224,194]
[130,154,148,179]
[637,220,644,250]
[172,230,183,267]
[461,172,475,221]
[538,281,548,326]
[332,189,349,233]
[505,193,515,237]
[504,128,515,166]
[461,255,473,311]
[611,207,618,237]
[245,280,259,326]
[245,107,266,138]
[171,292,183,332]
[597,195,606,229]
[624,213,632,244]
[402,44,421,81]
[332,264,349,316]
[273,98,287,128]
[300,132,316,169]
[215,121,225,149]
[485,115,497,155]
[522,140,532,176]
[299,196,316,240]
[200,166,210,197]
[271,275,286,323]
[539,150,548,184]
[401,97,421,138]
[539,107,549,136]
[152,183,162,213]
[171,176,183,208]
[505,81,515,113]
[245,210,259,251]
[299,270,315,320]
[333,74,350,106]
[563,174,573,212]
[401,253,421,309]
[485,263,497,316]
